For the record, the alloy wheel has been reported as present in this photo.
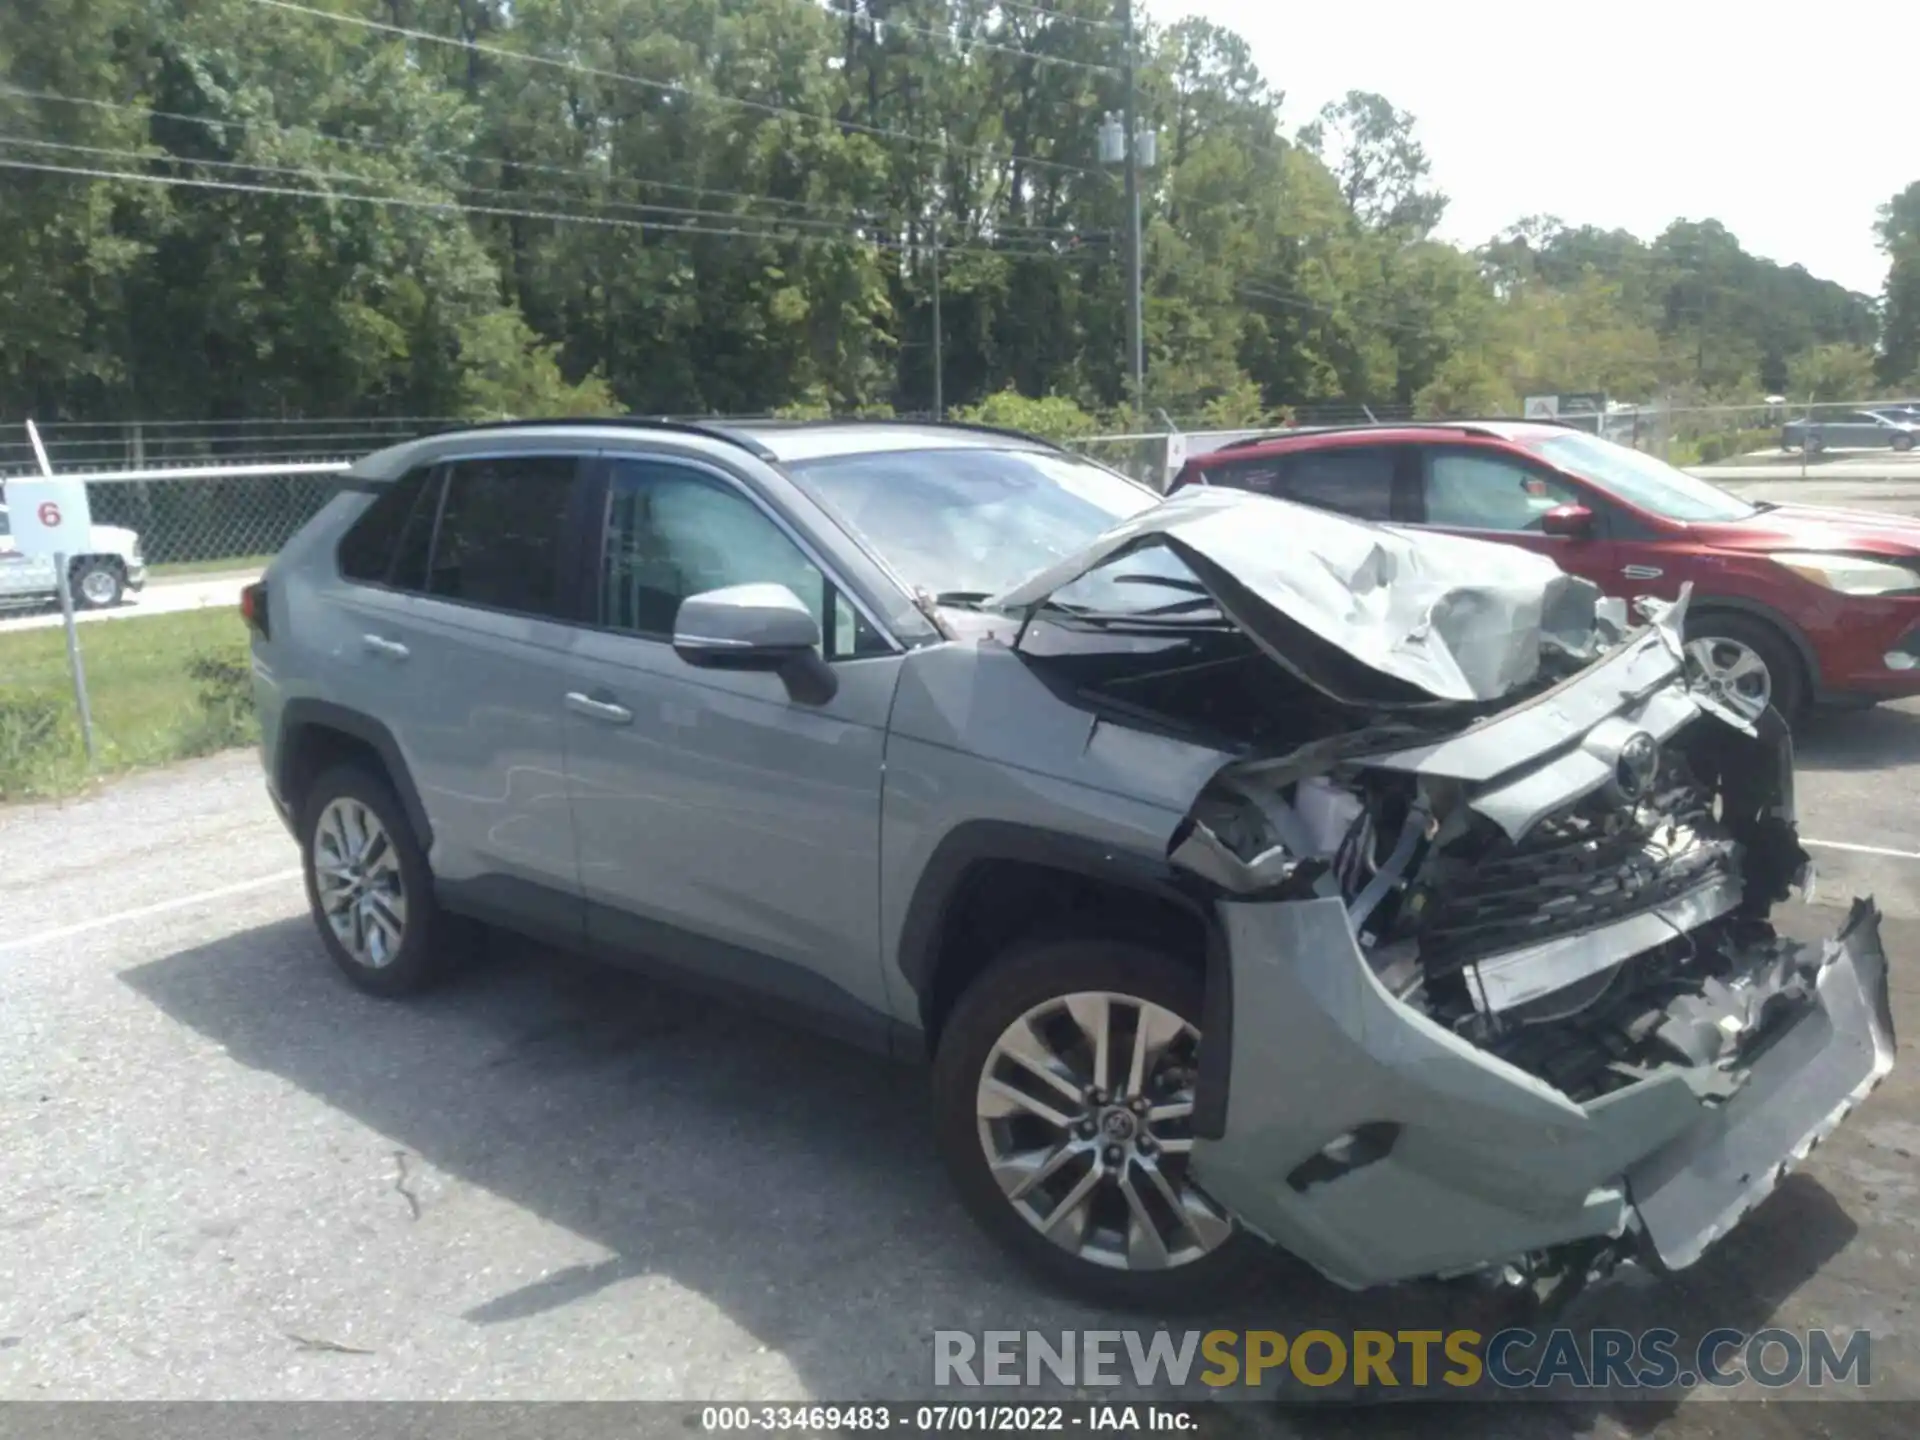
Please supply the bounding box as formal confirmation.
[312,797,408,968]
[975,990,1232,1272]
[79,568,119,605]
[1686,636,1772,722]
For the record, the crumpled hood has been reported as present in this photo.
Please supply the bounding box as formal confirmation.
[989,488,1600,704]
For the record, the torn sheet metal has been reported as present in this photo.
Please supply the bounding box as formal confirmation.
[1628,898,1896,1269]
[989,487,1601,704]
[1169,823,1301,894]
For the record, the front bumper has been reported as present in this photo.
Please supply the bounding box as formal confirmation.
[1812,604,1920,703]
[126,560,147,592]
[1190,897,1895,1291]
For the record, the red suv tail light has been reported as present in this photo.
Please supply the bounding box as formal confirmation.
[240,580,270,639]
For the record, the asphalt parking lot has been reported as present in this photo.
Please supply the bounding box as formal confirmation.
[4,477,1920,1435]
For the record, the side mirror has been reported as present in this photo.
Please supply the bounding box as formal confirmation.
[1540,503,1596,539]
[672,583,837,703]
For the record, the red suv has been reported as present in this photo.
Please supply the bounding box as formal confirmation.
[1170,421,1920,724]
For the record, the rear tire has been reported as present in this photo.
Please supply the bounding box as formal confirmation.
[931,937,1266,1310]
[1686,613,1808,729]
[298,763,461,997]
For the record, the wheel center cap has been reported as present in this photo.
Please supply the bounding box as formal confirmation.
[1100,1108,1137,1142]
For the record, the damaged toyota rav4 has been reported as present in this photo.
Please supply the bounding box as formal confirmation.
[250,420,1897,1312]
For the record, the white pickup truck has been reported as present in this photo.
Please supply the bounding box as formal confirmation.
[0,501,147,609]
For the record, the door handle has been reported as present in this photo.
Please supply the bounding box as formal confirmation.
[361,633,410,660]
[1620,564,1664,581]
[565,691,634,726]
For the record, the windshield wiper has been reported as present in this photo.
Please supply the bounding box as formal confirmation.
[931,590,994,609]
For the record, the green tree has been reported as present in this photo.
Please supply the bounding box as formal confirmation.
[1298,90,1447,238]
[1788,343,1880,403]
[1879,181,1920,386]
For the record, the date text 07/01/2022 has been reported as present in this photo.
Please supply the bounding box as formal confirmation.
[698,1405,1195,1432]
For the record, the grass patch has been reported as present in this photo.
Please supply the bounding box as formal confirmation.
[0,608,257,801]
[150,552,274,580]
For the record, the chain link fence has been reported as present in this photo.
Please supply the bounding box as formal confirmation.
[6,397,1919,798]
[8,396,1913,572]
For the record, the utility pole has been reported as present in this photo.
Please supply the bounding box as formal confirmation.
[1120,0,1144,410]
[931,232,944,419]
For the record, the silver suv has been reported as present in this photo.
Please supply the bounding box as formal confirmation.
[249,419,1895,1310]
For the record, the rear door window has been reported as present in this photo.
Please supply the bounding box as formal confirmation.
[425,455,580,619]
[1206,447,1397,520]
[1275,447,1397,519]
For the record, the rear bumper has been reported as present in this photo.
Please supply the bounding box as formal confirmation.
[1190,897,1895,1291]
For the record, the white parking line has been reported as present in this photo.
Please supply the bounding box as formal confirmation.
[1804,838,1920,862]
[0,868,302,956]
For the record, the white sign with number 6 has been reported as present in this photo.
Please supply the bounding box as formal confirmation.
[5,477,94,558]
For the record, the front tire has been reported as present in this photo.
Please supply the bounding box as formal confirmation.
[932,938,1264,1310]
[68,558,124,609]
[298,764,459,997]
[1895,434,1915,453]
[1686,613,1808,728]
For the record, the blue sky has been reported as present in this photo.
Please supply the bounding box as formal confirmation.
[1151,0,1905,296]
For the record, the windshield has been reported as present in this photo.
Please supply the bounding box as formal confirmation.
[1530,432,1757,523]
[786,447,1161,598]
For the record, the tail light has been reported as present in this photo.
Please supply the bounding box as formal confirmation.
[240,580,270,639]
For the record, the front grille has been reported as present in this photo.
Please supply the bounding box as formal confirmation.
[1416,776,1738,977]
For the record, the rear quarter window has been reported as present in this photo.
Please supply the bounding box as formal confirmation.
[337,466,440,587]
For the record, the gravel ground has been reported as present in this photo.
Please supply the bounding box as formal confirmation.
[5,585,1920,1433]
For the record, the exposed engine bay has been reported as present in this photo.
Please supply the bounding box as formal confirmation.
[1180,726,1810,1107]
[986,488,1895,1293]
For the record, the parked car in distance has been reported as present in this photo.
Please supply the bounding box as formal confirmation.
[1780,409,1919,453]
[1171,421,1920,725]
[245,417,1893,1311]
[0,500,148,609]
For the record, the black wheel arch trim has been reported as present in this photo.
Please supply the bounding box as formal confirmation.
[896,819,1233,1140]
[276,699,433,851]
[1684,595,1822,696]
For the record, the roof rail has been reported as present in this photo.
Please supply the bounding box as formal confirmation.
[1200,416,1585,457]
[428,415,780,461]
[1206,421,1444,452]
[732,415,1065,452]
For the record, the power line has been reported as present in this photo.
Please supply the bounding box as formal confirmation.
[991,0,1126,32]
[0,133,878,239]
[0,132,1107,249]
[0,82,856,221]
[824,4,1121,73]
[0,154,1112,262]
[1,83,1099,240]
[248,0,1105,181]
[1236,279,1428,337]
